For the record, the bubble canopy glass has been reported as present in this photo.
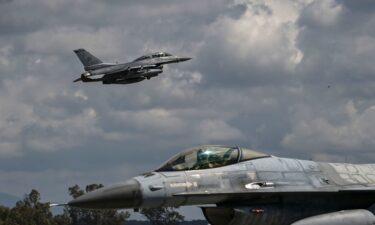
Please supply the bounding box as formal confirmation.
[133,52,172,61]
[156,145,270,172]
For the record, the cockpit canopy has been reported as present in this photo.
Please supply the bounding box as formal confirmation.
[156,145,270,172]
[133,52,172,62]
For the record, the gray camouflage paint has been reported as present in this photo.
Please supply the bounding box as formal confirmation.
[73,49,191,84]
[67,145,375,225]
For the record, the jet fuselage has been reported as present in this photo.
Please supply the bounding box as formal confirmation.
[73,49,190,84]
[66,145,375,225]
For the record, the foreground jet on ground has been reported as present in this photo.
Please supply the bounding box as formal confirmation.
[73,49,190,84]
[65,145,375,225]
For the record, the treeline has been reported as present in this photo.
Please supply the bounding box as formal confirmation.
[0,184,207,225]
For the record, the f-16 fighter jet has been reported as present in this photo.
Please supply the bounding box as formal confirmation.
[73,49,190,84]
[63,145,375,225]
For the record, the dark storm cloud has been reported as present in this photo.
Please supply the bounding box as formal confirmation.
[0,0,375,219]
[339,0,375,12]
[281,0,375,159]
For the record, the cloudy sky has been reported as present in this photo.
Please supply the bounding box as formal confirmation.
[0,0,375,219]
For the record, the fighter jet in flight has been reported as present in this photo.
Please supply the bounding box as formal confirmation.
[72,49,190,84]
[63,145,375,225]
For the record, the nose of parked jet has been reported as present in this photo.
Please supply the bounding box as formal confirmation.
[68,179,142,209]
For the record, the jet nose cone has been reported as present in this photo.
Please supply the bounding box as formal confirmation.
[178,57,191,62]
[68,179,142,209]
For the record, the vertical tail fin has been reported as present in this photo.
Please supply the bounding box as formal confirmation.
[73,49,103,67]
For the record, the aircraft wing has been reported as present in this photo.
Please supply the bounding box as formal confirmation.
[99,64,160,84]
[103,64,158,78]
[127,64,158,71]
